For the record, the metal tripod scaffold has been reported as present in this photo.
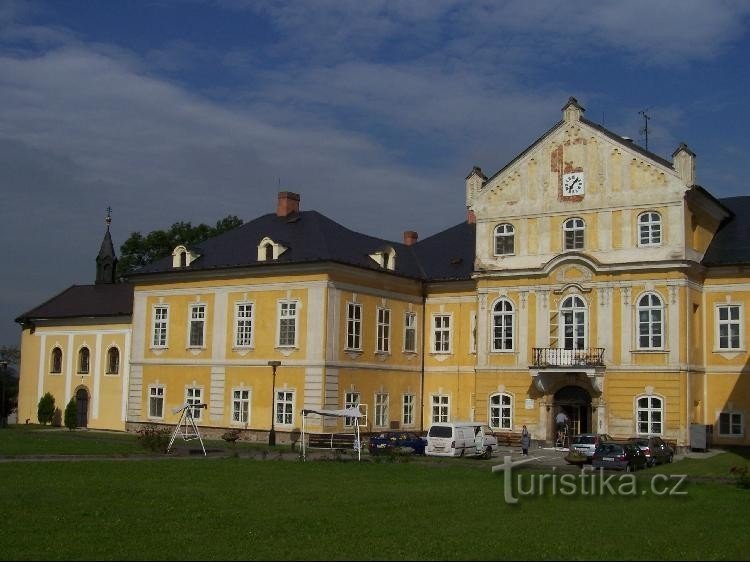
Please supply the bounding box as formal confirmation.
[167,403,207,456]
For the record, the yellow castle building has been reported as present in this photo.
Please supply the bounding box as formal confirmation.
[15,98,750,448]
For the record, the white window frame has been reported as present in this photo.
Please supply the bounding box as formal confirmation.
[50,347,63,374]
[188,303,207,348]
[494,223,515,256]
[636,395,664,436]
[718,412,744,437]
[345,302,362,351]
[637,293,664,350]
[376,307,391,353]
[77,346,90,375]
[432,314,452,354]
[231,388,251,425]
[152,305,169,348]
[105,346,120,375]
[403,312,417,353]
[148,385,165,419]
[716,304,742,351]
[374,393,389,428]
[402,394,415,427]
[560,295,587,350]
[275,390,295,426]
[489,392,513,430]
[563,217,585,250]
[344,391,360,427]
[277,300,299,348]
[638,211,662,247]
[431,394,450,423]
[491,299,515,352]
[186,386,203,421]
[234,302,255,348]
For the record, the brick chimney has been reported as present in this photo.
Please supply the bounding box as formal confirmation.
[467,209,476,224]
[277,191,300,217]
[403,231,418,246]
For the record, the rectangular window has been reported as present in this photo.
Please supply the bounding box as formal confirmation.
[374,393,389,427]
[275,390,294,425]
[189,304,206,347]
[346,303,362,350]
[148,386,164,418]
[152,306,169,348]
[232,389,251,424]
[402,394,414,426]
[186,387,203,420]
[719,412,743,436]
[431,394,449,423]
[278,301,298,347]
[717,305,741,350]
[404,312,417,353]
[235,303,254,347]
[376,307,391,353]
[344,392,360,427]
[433,315,451,353]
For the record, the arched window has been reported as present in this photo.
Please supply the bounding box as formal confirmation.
[638,212,662,246]
[179,251,187,267]
[77,347,90,374]
[492,299,514,351]
[560,295,587,350]
[106,347,120,375]
[637,293,663,349]
[264,243,274,261]
[563,218,585,250]
[636,395,663,435]
[50,347,62,373]
[489,393,513,430]
[494,223,515,255]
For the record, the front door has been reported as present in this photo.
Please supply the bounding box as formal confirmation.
[76,388,89,428]
[552,385,592,438]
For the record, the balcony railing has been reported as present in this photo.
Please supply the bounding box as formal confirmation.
[532,347,605,368]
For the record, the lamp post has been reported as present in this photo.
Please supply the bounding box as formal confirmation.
[267,360,281,446]
[0,360,7,429]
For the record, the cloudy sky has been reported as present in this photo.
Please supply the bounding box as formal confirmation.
[2,0,750,346]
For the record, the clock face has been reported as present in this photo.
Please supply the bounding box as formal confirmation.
[562,172,585,196]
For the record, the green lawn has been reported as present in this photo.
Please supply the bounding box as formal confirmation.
[0,434,748,560]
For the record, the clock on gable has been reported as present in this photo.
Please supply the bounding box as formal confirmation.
[562,172,585,197]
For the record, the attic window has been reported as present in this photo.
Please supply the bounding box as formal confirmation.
[369,246,397,271]
[257,236,288,262]
[172,245,200,268]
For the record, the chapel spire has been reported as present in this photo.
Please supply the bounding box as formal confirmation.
[96,206,118,284]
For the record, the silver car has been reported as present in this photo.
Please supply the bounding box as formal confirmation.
[570,433,613,460]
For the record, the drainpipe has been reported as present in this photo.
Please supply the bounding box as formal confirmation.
[419,285,427,434]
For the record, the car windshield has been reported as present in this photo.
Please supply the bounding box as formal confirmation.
[574,435,596,444]
[428,426,452,438]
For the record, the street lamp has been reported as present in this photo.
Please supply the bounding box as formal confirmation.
[0,360,7,429]
[267,360,281,446]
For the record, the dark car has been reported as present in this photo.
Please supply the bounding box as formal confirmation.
[592,442,648,472]
[367,431,427,455]
[570,433,613,461]
[628,436,674,467]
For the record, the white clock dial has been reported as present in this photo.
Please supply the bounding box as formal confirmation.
[562,172,585,196]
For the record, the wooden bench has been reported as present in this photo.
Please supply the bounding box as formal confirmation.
[306,432,357,451]
[494,432,524,447]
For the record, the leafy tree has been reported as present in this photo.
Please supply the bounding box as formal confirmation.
[0,346,19,427]
[64,398,78,430]
[37,392,55,425]
[117,215,244,276]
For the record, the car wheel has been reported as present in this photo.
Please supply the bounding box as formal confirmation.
[483,447,492,460]
[668,454,673,464]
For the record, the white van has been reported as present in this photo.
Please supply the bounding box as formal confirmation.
[426,422,498,458]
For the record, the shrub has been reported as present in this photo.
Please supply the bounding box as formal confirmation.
[37,392,55,425]
[730,466,750,489]
[64,398,77,430]
[136,423,172,453]
[51,408,62,427]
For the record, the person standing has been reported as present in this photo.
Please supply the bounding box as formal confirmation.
[520,425,531,456]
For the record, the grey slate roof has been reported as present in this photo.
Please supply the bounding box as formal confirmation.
[15,283,133,323]
[411,221,476,281]
[703,196,750,266]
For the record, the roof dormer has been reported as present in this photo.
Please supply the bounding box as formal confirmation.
[257,236,288,262]
[370,246,397,271]
[172,245,200,268]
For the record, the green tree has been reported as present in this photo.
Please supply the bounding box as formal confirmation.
[117,215,243,276]
[0,346,19,427]
[37,392,55,425]
[64,398,78,430]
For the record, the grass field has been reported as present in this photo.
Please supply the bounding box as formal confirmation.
[1,427,749,560]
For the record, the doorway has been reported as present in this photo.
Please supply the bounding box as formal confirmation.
[553,385,592,437]
[75,388,89,428]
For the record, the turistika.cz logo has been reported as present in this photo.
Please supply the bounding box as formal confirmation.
[493,455,688,504]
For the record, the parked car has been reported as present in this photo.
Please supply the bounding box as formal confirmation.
[425,422,498,458]
[592,442,648,472]
[368,431,427,455]
[628,436,674,467]
[570,433,614,461]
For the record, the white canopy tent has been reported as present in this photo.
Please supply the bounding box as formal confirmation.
[300,407,363,461]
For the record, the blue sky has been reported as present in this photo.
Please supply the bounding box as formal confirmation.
[2,0,750,346]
